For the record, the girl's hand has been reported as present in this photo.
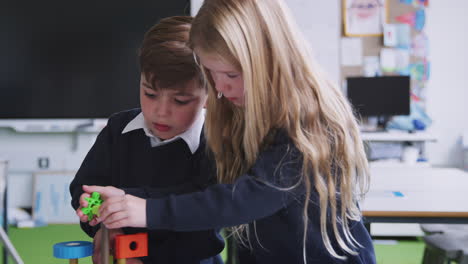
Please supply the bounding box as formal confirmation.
[97,194,147,229]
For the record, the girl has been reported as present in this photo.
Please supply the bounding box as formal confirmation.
[86,0,376,263]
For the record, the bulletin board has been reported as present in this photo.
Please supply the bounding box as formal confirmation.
[32,171,78,224]
[341,0,430,105]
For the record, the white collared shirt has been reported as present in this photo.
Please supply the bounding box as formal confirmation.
[121,109,205,154]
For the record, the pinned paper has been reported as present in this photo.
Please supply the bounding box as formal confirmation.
[400,0,429,7]
[396,9,426,31]
[396,12,415,25]
[414,9,426,31]
[411,81,427,100]
[383,24,397,47]
[411,33,429,57]
[385,24,411,49]
[409,61,430,81]
[363,56,381,77]
[396,24,411,49]
[380,48,397,72]
[341,37,363,66]
[395,49,410,75]
[415,0,429,7]
[399,0,413,4]
[344,0,386,36]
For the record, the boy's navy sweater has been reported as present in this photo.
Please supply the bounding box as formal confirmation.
[69,108,224,264]
[145,130,376,264]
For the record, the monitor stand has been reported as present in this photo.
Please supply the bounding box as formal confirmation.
[375,116,390,132]
[359,116,389,132]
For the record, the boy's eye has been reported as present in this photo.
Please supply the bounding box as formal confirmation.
[144,92,156,98]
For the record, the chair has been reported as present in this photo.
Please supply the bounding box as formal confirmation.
[420,224,468,235]
[421,231,468,264]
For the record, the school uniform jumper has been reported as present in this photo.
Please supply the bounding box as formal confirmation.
[69,108,224,264]
[144,130,377,264]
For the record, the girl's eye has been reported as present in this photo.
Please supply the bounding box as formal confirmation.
[227,73,239,79]
[175,99,190,105]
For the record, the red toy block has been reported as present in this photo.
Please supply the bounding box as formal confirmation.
[114,233,148,259]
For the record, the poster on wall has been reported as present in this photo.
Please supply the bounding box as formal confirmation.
[32,171,77,224]
[343,0,388,36]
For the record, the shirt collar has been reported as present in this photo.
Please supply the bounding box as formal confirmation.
[122,110,205,154]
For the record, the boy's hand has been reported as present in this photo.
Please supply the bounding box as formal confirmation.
[76,192,91,223]
[76,193,101,226]
[97,194,147,229]
[78,185,125,226]
[82,185,125,199]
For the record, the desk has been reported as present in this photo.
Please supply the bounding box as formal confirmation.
[361,166,468,225]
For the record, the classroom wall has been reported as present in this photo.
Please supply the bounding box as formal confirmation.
[1,0,467,209]
[193,0,468,169]
[0,129,96,207]
[425,0,468,167]
[191,0,341,83]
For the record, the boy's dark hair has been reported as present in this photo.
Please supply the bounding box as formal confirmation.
[139,16,202,90]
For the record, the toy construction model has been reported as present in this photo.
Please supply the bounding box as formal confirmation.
[54,192,148,264]
[53,241,93,264]
[114,233,148,264]
[81,192,103,221]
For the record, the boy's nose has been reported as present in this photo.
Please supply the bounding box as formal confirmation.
[155,101,171,116]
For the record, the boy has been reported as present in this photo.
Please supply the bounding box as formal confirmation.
[69,16,224,264]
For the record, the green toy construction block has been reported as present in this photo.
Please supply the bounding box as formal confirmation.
[81,192,103,221]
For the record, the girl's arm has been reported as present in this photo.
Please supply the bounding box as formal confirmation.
[148,138,305,231]
[96,137,305,231]
[147,151,303,231]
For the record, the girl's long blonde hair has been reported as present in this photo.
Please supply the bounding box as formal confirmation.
[190,0,369,260]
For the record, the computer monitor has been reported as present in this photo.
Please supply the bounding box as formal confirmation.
[346,76,410,118]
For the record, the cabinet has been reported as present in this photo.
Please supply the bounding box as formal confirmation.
[363,130,436,165]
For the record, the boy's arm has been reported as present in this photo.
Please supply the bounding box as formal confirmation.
[69,124,113,237]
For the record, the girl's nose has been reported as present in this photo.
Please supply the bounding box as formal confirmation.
[214,77,229,94]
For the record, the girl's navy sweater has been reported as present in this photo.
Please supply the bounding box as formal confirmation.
[144,130,376,264]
